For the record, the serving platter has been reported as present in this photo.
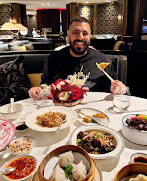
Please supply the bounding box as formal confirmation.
[25,106,77,132]
[70,125,124,159]
[0,119,15,151]
[75,108,109,126]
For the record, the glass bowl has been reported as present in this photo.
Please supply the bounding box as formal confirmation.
[8,136,36,156]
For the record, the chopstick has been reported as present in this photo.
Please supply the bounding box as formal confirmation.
[96,63,115,83]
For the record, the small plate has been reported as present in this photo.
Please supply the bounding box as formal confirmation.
[70,125,124,159]
[0,119,15,151]
[76,108,110,126]
[25,106,77,132]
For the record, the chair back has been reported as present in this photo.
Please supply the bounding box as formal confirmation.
[106,54,127,85]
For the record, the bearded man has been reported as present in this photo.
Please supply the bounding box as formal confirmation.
[29,16,127,100]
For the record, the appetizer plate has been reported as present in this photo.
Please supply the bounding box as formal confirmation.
[70,125,124,159]
[76,108,109,126]
[25,106,77,132]
[0,119,15,151]
[122,114,147,145]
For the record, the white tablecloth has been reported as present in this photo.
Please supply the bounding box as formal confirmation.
[0,92,147,181]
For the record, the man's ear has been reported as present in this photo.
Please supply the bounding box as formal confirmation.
[67,32,69,44]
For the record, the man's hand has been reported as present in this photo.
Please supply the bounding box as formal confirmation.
[28,87,42,100]
[110,80,127,95]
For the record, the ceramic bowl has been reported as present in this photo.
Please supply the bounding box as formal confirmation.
[14,122,28,132]
[3,155,37,181]
[8,136,36,156]
[70,125,124,159]
[122,114,147,145]
[113,163,147,181]
[38,145,99,181]
[0,103,23,120]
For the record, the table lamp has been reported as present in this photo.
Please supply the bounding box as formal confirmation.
[0,22,28,38]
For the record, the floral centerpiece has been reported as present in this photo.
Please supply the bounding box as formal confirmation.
[39,68,90,106]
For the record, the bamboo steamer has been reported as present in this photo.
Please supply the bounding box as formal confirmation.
[38,145,95,181]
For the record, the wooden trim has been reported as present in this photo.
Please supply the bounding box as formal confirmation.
[11,3,21,23]
[122,0,128,35]
[93,4,97,35]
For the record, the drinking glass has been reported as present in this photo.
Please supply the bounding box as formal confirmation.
[113,94,130,112]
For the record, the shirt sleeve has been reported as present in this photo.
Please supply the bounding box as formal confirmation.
[41,55,58,85]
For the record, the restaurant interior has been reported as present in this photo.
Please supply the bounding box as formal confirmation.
[0,1,147,181]
[0,0,146,99]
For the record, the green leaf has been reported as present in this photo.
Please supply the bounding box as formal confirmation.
[64,164,73,177]
[76,139,81,143]
[91,119,97,123]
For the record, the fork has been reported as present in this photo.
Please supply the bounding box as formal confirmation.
[43,145,50,155]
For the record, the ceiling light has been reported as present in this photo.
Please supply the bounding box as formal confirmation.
[86,1,88,3]
[47,3,50,6]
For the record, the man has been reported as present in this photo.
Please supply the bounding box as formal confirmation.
[29,16,127,100]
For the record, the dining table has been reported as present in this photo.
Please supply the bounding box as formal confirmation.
[0,92,147,181]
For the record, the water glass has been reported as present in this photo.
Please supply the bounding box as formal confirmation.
[113,95,130,112]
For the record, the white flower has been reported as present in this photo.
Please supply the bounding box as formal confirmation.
[58,91,69,101]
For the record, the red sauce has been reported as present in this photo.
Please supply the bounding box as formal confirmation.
[134,156,147,163]
[6,156,36,180]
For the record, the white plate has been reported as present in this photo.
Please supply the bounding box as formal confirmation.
[70,125,124,159]
[76,108,109,126]
[25,106,77,132]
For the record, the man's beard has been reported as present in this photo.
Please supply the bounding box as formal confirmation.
[69,39,89,55]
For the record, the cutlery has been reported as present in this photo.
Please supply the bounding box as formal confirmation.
[10,98,15,113]
[1,166,15,175]
[43,145,50,155]
[75,109,106,125]
[43,120,66,155]
[96,62,115,83]
[56,120,67,133]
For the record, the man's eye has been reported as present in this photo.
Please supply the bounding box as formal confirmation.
[73,31,79,35]
[83,32,88,36]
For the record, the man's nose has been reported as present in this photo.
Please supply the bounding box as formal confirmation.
[77,32,84,40]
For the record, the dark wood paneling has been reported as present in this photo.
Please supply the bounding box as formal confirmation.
[37,9,60,34]
[11,3,21,23]
[61,10,67,36]
[66,3,79,29]
[19,4,27,26]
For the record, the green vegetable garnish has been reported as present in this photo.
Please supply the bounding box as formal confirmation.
[64,164,73,177]
[143,116,147,120]
[91,119,97,123]
[76,139,82,143]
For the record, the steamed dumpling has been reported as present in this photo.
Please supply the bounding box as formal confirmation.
[49,164,66,181]
[72,160,87,180]
[59,151,74,168]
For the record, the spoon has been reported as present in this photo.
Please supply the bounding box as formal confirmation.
[56,120,67,133]
[1,167,15,175]
[10,98,15,113]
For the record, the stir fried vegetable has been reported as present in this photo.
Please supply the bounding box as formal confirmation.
[77,131,116,154]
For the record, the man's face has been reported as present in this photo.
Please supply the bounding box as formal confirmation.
[68,21,91,56]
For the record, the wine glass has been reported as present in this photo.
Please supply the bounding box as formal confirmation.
[113,94,130,112]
